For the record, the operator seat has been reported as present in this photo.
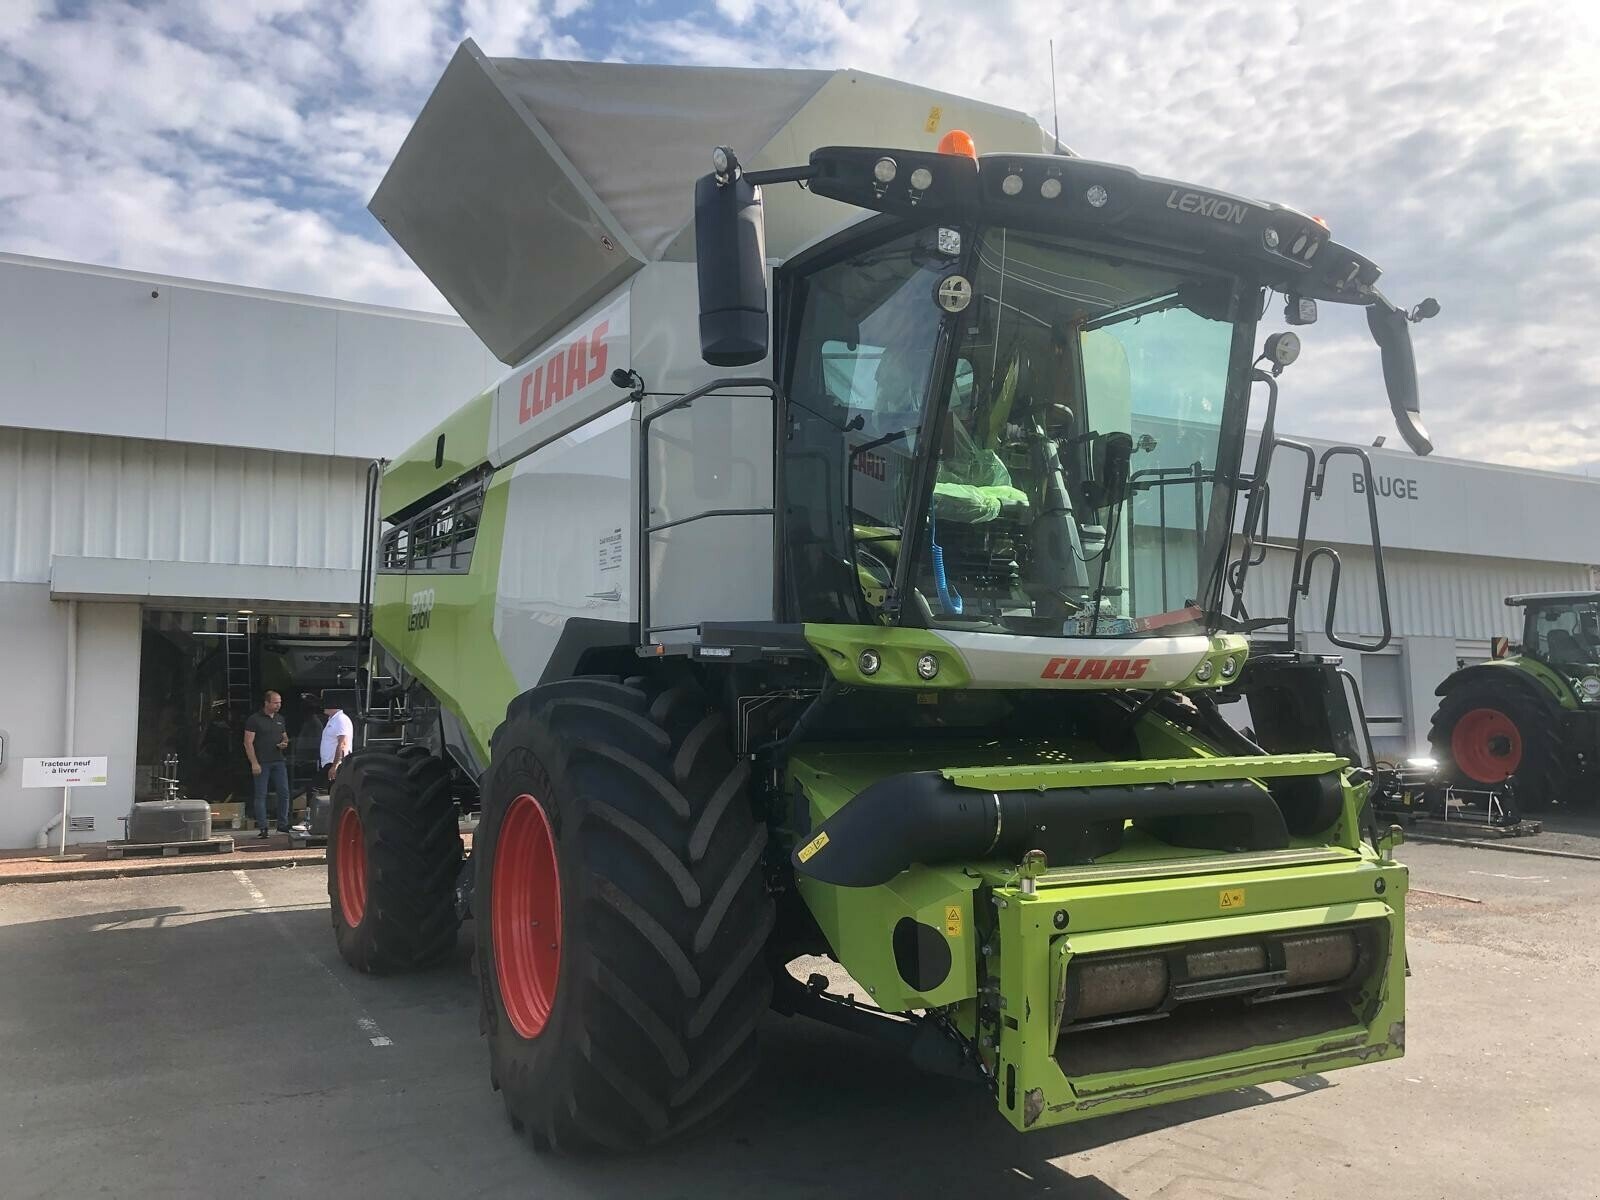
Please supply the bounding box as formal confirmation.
[1547,628,1587,663]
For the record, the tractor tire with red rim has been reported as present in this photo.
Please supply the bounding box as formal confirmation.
[476,678,774,1152]
[328,749,464,972]
[1429,680,1572,810]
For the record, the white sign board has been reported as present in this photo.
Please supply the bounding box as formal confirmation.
[22,757,108,788]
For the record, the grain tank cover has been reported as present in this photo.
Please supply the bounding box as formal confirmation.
[371,41,1056,366]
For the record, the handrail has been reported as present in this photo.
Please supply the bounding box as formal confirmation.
[638,377,785,643]
[1224,369,1392,652]
[1129,461,1207,612]
[1335,668,1377,772]
[1298,446,1392,651]
[1227,371,1279,622]
[358,458,383,734]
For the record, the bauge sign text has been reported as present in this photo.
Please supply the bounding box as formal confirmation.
[1353,472,1420,501]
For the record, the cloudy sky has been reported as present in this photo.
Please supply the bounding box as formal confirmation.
[2,0,1597,472]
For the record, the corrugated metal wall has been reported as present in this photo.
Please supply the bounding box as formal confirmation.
[1231,539,1590,642]
[0,427,368,585]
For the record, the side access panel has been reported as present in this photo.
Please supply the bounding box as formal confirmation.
[493,403,639,692]
[633,262,777,641]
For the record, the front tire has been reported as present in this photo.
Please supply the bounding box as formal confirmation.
[1429,681,1572,810]
[476,678,774,1152]
[328,749,464,972]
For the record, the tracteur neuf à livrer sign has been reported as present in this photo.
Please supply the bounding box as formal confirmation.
[324,43,1436,1151]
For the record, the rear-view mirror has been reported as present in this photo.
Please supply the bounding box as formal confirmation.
[1367,299,1433,456]
[695,159,769,368]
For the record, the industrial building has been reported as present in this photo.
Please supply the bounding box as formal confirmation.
[1,249,1596,848]
[0,251,496,848]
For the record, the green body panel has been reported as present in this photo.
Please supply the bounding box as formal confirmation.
[941,751,1346,792]
[372,466,519,762]
[380,388,494,519]
[1486,655,1581,710]
[797,867,979,1011]
[789,749,980,1010]
[991,865,1405,1130]
[787,733,1398,1129]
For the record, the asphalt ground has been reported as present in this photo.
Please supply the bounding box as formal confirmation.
[1,842,1596,1200]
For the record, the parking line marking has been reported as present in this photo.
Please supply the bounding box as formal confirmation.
[357,1017,394,1047]
[232,869,395,1049]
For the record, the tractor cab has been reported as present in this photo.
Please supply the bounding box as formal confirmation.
[1513,592,1600,682]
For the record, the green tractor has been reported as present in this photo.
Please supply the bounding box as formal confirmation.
[1429,592,1600,807]
[326,46,1434,1151]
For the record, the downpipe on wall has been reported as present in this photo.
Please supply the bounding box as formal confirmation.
[36,600,78,851]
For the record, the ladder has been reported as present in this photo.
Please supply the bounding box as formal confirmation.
[223,616,255,721]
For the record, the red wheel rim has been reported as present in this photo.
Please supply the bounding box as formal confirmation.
[335,807,368,928]
[492,794,562,1039]
[1451,707,1524,782]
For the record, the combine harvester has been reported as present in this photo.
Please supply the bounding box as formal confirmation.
[328,43,1437,1150]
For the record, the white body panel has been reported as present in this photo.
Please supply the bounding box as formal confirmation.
[490,290,631,467]
[634,263,776,637]
[489,259,781,679]
[932,630,1213,689]
[493,403,636,693]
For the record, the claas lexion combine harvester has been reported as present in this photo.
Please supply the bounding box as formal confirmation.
[326,43,1437,1150]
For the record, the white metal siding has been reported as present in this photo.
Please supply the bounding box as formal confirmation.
[1231,539,1590,643]
[0,253,498,461]
[0,427,368,585]
[1242,431,1600,568]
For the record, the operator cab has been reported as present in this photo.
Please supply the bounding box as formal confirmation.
[1511,592,1600,673]
[694,133,1437,656]
[780,219,1242,639]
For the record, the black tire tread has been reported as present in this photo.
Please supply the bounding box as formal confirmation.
[479,677,774,1152]
[329,749,463,973]
[1429,679,1574,809]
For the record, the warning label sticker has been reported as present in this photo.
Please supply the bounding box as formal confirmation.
[796,831,829,864]
[944,904,963,937]
[1219,888,1246,910]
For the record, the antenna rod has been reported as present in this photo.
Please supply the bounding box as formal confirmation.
[1049,39,1061,151]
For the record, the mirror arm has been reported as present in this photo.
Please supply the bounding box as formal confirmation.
[1366,289,1433,457]
[745,164,819,186]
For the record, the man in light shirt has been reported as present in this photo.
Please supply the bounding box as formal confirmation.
[320,692,355,780]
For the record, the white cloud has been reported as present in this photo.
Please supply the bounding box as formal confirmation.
[616,0,1600,473]
[0,0,44,40]
[1,0,1596,473]
[714,0,761,23]
[341,0,452,84]
[16,11,304,145]
[462,0,546,50]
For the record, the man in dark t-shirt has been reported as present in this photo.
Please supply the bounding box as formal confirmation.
[243,690,291,838]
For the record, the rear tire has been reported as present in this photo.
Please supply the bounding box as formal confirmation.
[328,749,464,972]
[476,678,774,1152]
[1429,681,1572,810]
